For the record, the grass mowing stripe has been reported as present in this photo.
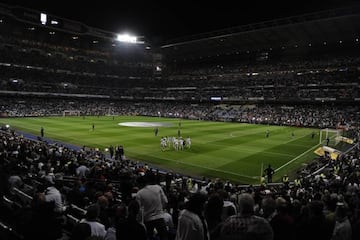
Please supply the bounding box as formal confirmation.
[0,116,319,183]
[201,141,296,158]
[128,152,258,180]
[275,142,321,172]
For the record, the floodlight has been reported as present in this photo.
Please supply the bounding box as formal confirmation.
[5,124,9,128]
[40,13,47,25]
[117,34,137,43]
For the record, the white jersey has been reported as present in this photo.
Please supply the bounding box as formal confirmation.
[179,138,184,150]
[186,137,191,148]
[160,137,167,150]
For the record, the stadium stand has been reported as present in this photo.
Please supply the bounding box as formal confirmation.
[0,2,359,240]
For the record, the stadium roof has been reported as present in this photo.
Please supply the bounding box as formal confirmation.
[0,0,358,45]
[161,5,360,59]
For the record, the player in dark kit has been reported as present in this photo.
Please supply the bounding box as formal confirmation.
[265,129,270,138]
[40,127,44,138]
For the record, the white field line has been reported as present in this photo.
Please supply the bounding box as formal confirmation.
[275,142,321,172]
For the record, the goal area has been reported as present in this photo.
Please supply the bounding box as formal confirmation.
[63,110,81,117]
[319,128,342,147]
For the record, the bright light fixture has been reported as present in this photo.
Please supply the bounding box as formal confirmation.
[117,34,137,43]
[40,13,47,25]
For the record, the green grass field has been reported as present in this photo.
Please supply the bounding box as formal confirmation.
[0,116,322,184]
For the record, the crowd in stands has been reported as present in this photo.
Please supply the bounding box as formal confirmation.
[1,33,359,101]
[1,98,359,130]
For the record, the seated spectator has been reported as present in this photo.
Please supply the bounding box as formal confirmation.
[80,204,107,238]
[21,192,62,240]
[8,173,23,195]
[70,222,91,240]
[44,174,65,214]
[76,161,90,179]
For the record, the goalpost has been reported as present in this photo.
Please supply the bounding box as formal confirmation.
[63,110,81,117]
[319,128,342,146]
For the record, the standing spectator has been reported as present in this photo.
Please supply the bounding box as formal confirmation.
[297,200,333,240]
[136,172,169,240]
[116,200,147,240]
[264,165,275,183]
[259,196,276,222]
[219,193,273,240]
[331,202,352,240]
[109,145,114,159]
[218,189,237,221]
[205,193,223,240]
[282,174,289,188]
[176,193,209,240]
[270,197,295,240]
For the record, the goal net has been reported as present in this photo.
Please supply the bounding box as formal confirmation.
[319,128,342,147]
[63,110,81,117]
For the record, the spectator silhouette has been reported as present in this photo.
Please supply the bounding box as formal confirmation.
[219,193,273,240]
[116,200,147,240]
[175,192,209,240]
[136,172,168,240]
[80,204,107,238]
[264,165,275,183]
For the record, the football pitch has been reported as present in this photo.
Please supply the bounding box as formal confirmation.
[0,116,321,184]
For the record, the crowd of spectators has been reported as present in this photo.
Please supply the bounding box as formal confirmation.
[1,97,359,130]
[1,34,359,101]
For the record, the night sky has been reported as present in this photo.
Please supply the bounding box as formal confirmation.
[0,0,357,44]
